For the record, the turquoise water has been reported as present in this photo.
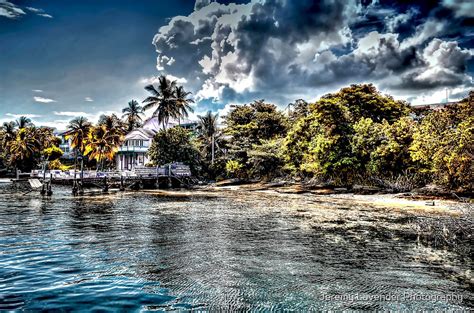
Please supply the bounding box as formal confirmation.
[0,187,472,311]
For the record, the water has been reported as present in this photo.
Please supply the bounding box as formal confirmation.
[0,186,472,311]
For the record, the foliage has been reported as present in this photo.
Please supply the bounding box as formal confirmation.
[142,75,194,128]
[283,84,412,184]
[43,145,64,161]
[122,100,144,131]
[247,138,285,179]
[64,117,92,156]
[410,93,473,190]
[84,124,124,168]
[225,160,244,178]
[352,116,417,175]
[49,159,73,171]
[224,100,288,177]
[2,126,61,172]
[148,126,200,171]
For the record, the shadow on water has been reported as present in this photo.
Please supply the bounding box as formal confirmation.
[0,186,472,310]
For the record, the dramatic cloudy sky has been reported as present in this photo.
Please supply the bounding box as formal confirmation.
[1,0,473,130]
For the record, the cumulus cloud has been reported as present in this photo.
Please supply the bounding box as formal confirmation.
[0,0,25,18]
[34,96,57,103]
[32,89,43,93]
[84,97,94,102]
[152,0,472,109]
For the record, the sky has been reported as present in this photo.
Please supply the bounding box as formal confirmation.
[0,0,473,131]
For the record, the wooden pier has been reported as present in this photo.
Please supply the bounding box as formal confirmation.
[15,163,197,195]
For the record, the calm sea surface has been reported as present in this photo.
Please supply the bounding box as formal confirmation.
[0,186,472,311]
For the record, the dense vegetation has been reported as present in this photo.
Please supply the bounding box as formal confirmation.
[1,81,472,192]
[216,85,472,192]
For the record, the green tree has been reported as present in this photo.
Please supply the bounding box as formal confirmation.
[174,86,194,124]
[16,116,33,129]
[142,75,178,129]
[224,100,288,177]
[148,126,200,171]
[410,93,473,190]
[122,100,144,131]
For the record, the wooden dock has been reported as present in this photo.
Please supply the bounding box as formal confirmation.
[14,163,197,195]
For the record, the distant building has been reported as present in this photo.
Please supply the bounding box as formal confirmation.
[56,133,75,160]
[115,117,197,171]
[411,101,458,112]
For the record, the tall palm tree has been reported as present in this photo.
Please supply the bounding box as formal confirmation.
[64,117,92,175]
[197,111,220,164]
[122,100,144,131]
[142,75,178,130]
[64,117,92,156]
[174,86,194,125]
[16,116,32,129]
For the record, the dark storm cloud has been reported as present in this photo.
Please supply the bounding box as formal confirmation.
[153,0,472,109]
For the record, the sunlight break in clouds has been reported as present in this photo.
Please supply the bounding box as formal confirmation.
[153,0,473,111]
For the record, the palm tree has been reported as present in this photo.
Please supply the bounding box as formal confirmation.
[84,125,122,171]
[64,117,92,175]
[2,122,16,145]
[16,116,32,129]
[98,114,127,135]
[197,111,220,164]
[142,75,178,130]
[7,128,40,171]
[122,100,144,131]
[174,86,194,125]
[64,117,92,156]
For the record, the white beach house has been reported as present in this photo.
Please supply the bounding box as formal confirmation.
[115,117,197,171]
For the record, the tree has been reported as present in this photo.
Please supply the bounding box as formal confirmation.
[247,138,285,179]
[7,128,40,172]
[282,84,410,183]
[174,86,194,124]
[224,100,288,177]
[410,93,473,190]
[122,100,144,131]
[197,111,220,162]
[288,99,310,122]
[16,116,33,129]
[64,117,92,174]
[322,84,410,123]
[142,75,178,129]
[84,125,123,170]
[351,116,417,176]
[148,126,200,171]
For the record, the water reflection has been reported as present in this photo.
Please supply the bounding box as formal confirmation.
[0,186,472,310]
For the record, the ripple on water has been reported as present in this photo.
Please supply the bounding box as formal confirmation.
[0,186,472,310]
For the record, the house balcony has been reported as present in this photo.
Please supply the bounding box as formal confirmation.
[117,146,149,153]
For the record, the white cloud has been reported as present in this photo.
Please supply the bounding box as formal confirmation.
[140,75,188,85]
[5,113,42,119]
[25,7,41,13]
[34,96,57,103]
[54,111,90,117]
[32,89,43,93]
[84,97,94,102]
[442,0,474,18]
[0,0,25,19]
[38,13,53,18]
